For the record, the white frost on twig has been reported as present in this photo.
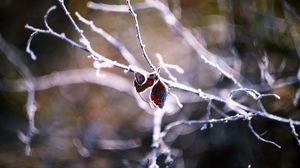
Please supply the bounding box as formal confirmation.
[126,0,157,71]
[0,34,37,155]
[18,0,300,159]
[88,0,245,88]
[156,53,184,82]
[76,12,140,66]
[169,92,183,108]
[248,120,281,149]
[289,120,300,146]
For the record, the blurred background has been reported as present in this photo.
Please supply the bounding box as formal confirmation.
[1,0,300,167]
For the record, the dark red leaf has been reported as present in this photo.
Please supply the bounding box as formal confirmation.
[134,72,146,85]
[135,78,155,92]
[134,72,157,93]
[150,80,168,108]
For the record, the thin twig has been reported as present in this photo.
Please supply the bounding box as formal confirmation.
[25,24,88,52]
[26,2,296,132]
[75,12,140,66]
[58,0,88,44]
[289,120,300,146]
[44,5,57,31]
[3,68,299,127]
[258,54,274,85]
[156,53,184,82]
[160,114,244,139]
[126,0,156,71]
[89,0,246,88]
[169,92,183,108]
[87,1,149,13]
[0,34,37,155]
[248,120,281,149]
[26,1,131,72]
[282,0,300,21]
[25,31,39,60]
[20,1,300,157]
[293,87,300,106]
[283,0,300,107]
[150,108,166,167]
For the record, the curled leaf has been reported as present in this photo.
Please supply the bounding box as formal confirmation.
[150,80,168,108]
[134,72,157,93]
[134,72,146,85]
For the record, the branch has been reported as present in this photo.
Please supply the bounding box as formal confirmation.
[3,69,298,127]
[88,0,246,88]
[23,0,300,127]
[283,0,300,107]
[26,2,130,72]
[160,114,244,139]
[75,12,140,66]
[25,24,88,53]
[126,0,157,71]
[87,1,149,13]
[0,34,37,155]
[289,120,300,146]
[248,120,281,149]
[20,1,300,158]
[149,109,166,167]
[282,0,300,21]
[156,53,184,82]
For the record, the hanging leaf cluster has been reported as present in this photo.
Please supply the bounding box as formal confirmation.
[134,72,168,108]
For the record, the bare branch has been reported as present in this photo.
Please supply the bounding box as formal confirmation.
[25,31,39,60]
[24,11,300,138]
[149,109,166,167]
[26,1,132,72]
[250,75,299,92]
[0,69,131,93]
[289,120,300,146]
[25,24,88,52]
[97,138,141,150]
[156,53,184,82]
[75,12,140,66]
[4,68,297,128]
[282,0,300,21]
[126,0,157,71]
[88,1,149,13]
[152,109,165,148]
[89,0,246,88]
[44,5,57,31]
[248,120,281,149]
[24,1,300,130]
[26,5,87,60]
[18,0,300,159]
[293,87,300,106]
[0,34,37,155]
[169,92,183,108]
[73,137,141,157]
[160,114,244,139]
[258,54,274,85]
[283,0,300,107]
[58,0,88,45]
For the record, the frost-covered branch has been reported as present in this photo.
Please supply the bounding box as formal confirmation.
[248,120,281,149]
[126,0,157,71]
[88,0,246,88]
[75,13,140,66]
[20,0,300,163]
[160,114,244,140]
[0,34,37,155]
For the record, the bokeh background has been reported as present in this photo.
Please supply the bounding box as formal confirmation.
[1,0,300,167]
